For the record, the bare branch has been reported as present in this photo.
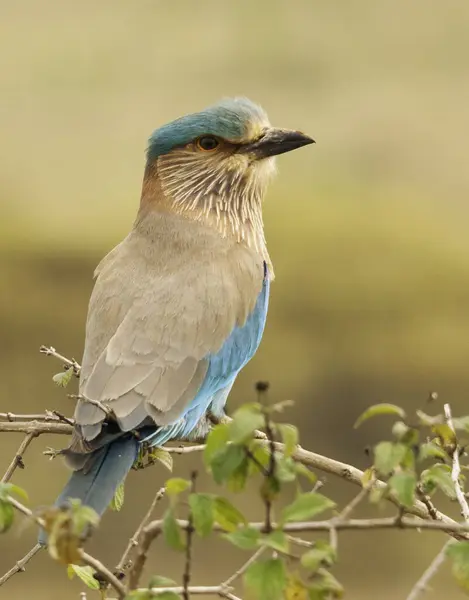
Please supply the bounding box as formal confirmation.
[79,550,126,599]
[2,432,37,483]
[0,544,42,586]
[114,486,166,576]
[405,540,451,600]
[183,472,197,600]
[134,586,236,596]
[0,412,72,423]
[444,403,469,521]
[222,546,267,588]
[39,345,81,374]
[0,420,72,435]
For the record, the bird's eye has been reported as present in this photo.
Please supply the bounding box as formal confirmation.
[196,136,219,151]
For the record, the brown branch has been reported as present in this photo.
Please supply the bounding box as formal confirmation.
[182,472,198,600]
[0,412,72,423]
[1,414,467,537]
[405,540,452,600]
[222,546,266,588]
[79,550,126,599]
[39,345,81,375]
[444,402,469,521]
[0,544,42,586]
[133,586,237,597]
[0,420,72,435]
[138,515,469,545]
[114,486,166,577]
[2,432,37,483]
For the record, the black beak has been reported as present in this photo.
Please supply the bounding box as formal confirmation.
[243,128,315,159]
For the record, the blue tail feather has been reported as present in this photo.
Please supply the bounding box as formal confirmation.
[38,436,138,545]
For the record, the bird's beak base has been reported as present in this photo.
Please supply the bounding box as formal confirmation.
[243,128,315,159]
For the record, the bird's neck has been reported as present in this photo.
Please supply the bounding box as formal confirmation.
[137,163,271,265]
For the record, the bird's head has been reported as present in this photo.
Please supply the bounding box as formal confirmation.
[141,97,314,244]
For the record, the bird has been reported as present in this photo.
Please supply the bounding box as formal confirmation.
[46,97,314,525]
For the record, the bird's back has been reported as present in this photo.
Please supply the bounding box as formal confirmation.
[74,208,269,444]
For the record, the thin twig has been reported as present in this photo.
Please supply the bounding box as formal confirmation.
[0,544,42,586]
[79,550,126,599]
[39,345,81,374]
[444,403,469,521]
[405,540,452,600]
[2,432,37,483]
[222,546,267,588]
[183,472,197,600]
[134,586,235,596]
[68,394,111,417]
[114,486,166,576]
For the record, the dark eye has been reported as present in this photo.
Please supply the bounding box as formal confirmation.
[196,136,219,151]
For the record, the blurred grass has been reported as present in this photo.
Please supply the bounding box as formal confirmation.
[2,0,469,598]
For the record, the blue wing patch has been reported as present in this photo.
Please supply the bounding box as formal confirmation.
[143,263,270,445]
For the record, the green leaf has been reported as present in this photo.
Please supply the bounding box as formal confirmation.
[301,541,336,572]
[285,574,309,600]
[294,463,318,485]
[152,594,181,600]
[261,530,290,553]
[166,478,191,497]
[244,558,286,600]
[388,471,416,507]
[453,416,469,432]
[162,508,185,551]
[0,501,14,533]
[151,448,173,472]
[308,569,344,598]
[282,493,335,524]
[354,403,405,428]
[188,493,214,537]
[229,404,265,444]
[278,424,299,457]
[0,482,28,502]
[211,445,247,485]
[418,441,447,461]
[223,526,261,550]
[213,496,246,532]
[109,481,124,511]
[416,410,443,427]
[204,423,230,466]
[421,464,456,499]
[67,564,100,590]
[373,442,407,476]
[432,424,457,449]
[447,542,469,592]
[227,457,250,493]
[276,456,298,483]
[52,369,73,388]
[148,575,178,587]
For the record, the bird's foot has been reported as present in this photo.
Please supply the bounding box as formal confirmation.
[207,411,232,427]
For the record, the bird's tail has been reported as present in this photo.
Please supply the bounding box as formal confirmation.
[38,436,138,545]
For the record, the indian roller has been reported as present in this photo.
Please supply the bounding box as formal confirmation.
[48,97,314,520]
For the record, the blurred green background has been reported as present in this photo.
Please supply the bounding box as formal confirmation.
[2,0,469,597]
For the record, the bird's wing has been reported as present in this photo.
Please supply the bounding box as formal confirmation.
[74,237,264,441]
